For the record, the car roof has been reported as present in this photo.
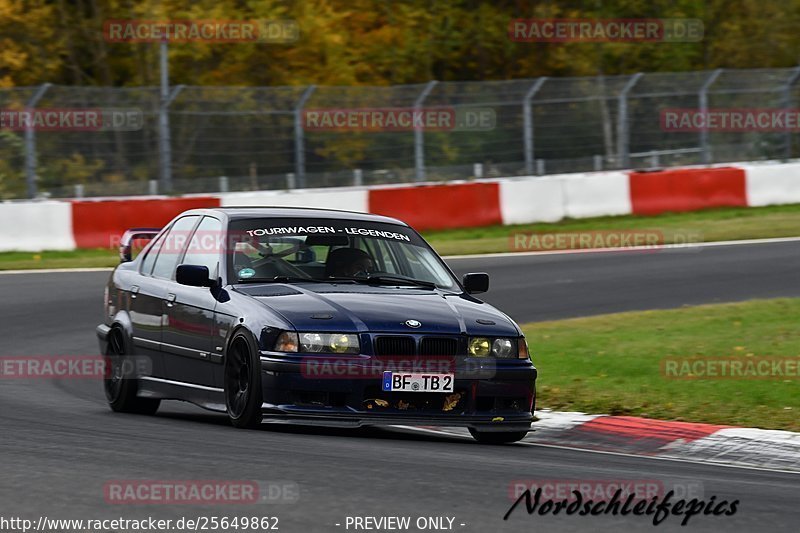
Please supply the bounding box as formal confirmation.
[187,206,409,227]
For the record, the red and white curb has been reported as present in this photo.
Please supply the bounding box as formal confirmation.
[404,410,800,472]
[3,160,800,252]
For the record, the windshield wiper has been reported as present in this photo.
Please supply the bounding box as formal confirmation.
[237,275,434,288]
[342,274,438,289]
[238,276,322,284]
[239,275,359,284]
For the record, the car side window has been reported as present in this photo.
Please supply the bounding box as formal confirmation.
[182,216,223,276]
[151,216,201,280]
[140,230,167,276]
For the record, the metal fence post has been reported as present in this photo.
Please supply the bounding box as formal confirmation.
[24,83,51,199]
[414,81,438,182]
[782,66,800,160]
[699,69,723,165]
[523,77,547,175]
[158,84,184,195]
[616,73,643,169]
[157,42,173,193]
[294,85,316,189]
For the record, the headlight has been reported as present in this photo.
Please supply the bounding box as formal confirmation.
[468,337,491,357]
[492,338,514,358]
[468,337,522,358]
[328,333,359,354]
[276,331,360,354]
[300,333,325,352]
[275,331,299,352]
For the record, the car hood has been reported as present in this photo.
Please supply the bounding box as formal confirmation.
[234,283,520,336]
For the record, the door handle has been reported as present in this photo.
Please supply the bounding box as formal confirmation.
[165,293,177,307]
[130,286,140,299]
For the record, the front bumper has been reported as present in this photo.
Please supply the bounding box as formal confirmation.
[258,353,537,432]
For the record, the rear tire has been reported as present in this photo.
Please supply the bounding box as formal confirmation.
[224,332,263,429]
[104,327,160,415]
[469,429,528,444]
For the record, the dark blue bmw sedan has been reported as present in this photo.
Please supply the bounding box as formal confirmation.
[97,207,537,443]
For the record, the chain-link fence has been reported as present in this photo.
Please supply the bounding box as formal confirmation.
[2,67,800,199]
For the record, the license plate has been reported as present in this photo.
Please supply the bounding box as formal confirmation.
[382,372,454,393]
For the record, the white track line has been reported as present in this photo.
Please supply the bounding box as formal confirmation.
[0,267,113,275]
[2,235,799,274]
[443,235,800,260]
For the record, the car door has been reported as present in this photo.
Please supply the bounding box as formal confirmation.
[128,229,172,378]
[142,215,202,381]
[161,215,222,386]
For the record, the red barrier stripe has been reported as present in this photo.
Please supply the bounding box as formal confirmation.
[368,182,502,231]
[577,416,728,443]
[629,167,747,215]
[71,197,220,249]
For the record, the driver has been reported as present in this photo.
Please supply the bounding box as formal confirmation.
[325,248,374,278]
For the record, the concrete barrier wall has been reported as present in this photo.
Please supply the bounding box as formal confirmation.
[70,196,220,249]
[562,171,631,219]
[499,176,566,224]
[629,167,747,216]
[0,162,796,251]
[219,188,368,212]
[742,162,800,207]
[369,182,502,231]
[0,201,75,251]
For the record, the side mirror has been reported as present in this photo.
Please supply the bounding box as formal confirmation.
[176,265,212,287]
[119,228,161,263]
[463,272,489,294]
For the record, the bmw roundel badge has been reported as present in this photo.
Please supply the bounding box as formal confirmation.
[405,319,422,328]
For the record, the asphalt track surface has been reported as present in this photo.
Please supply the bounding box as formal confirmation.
[1,240,799,532]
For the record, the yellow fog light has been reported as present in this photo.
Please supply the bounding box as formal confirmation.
[468,337,491,357]
[329,333,359,354]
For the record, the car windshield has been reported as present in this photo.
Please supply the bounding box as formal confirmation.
[226,217,459,290]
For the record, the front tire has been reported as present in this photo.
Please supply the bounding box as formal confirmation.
[224,332,263,429]
[469,429,528,444]
[104,327,160,415]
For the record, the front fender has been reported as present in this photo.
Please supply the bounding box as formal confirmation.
[111,310,134,341]
[97,310,134,355]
